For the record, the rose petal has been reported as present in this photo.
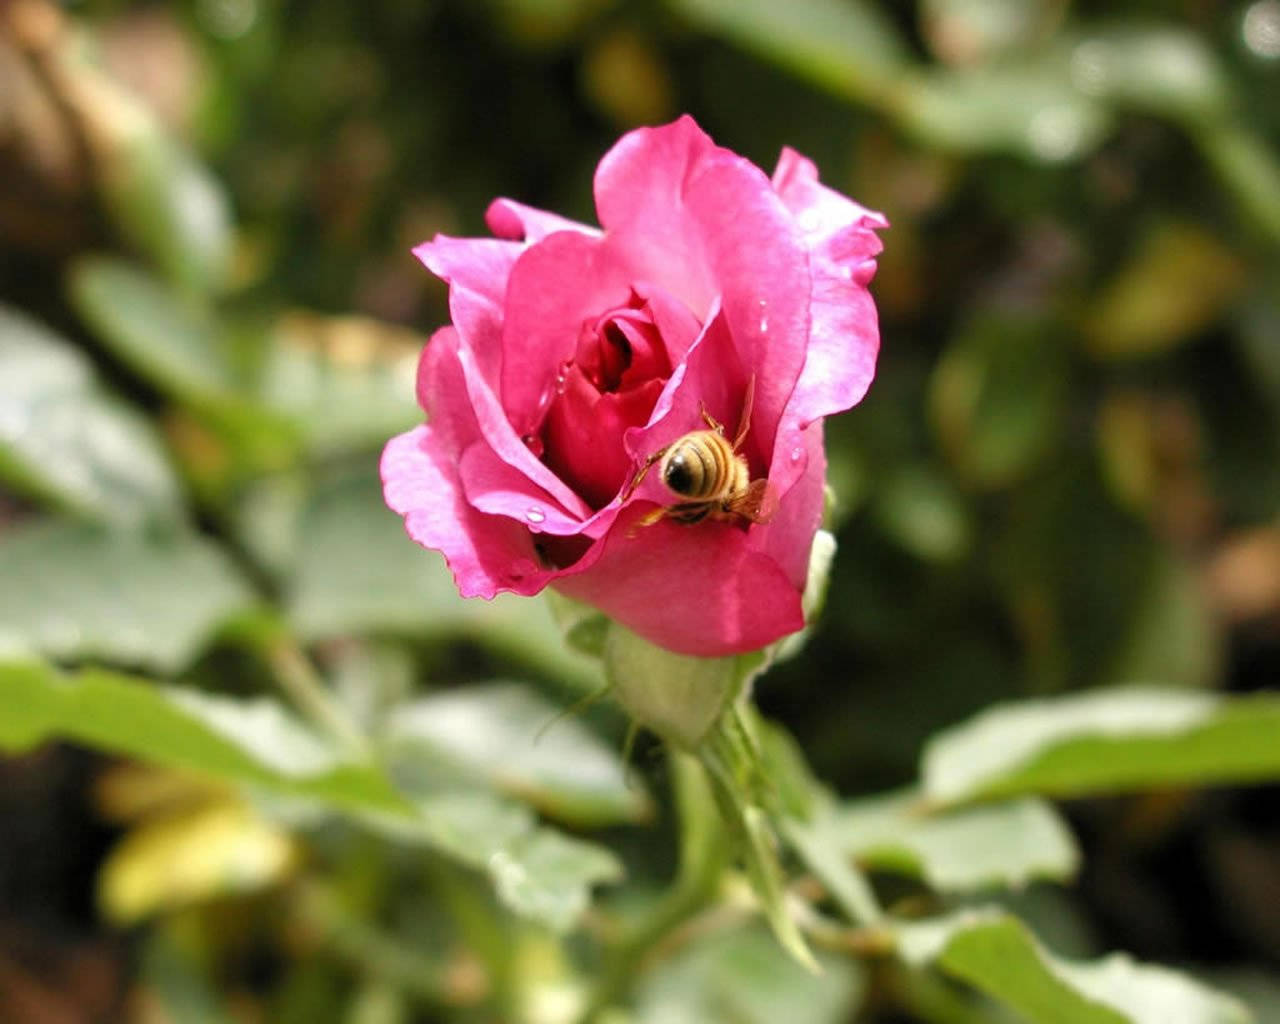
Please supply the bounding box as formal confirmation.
[415,328,591,523]
[593,116,719,313]
[754,422,826,590]
[553,506,805,656]
[772,147,886,425]
[543,369,666,510]
[459,441,610,538]
[499,231,631,435]
[382,427,554,598]
[485,198,599,243]
[596,118,812,463]
[412,236,521,384]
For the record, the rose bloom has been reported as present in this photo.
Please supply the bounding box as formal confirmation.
[382,116,884,657]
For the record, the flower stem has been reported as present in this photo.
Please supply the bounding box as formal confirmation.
[264,634,369,758]
[579,748,728,1021]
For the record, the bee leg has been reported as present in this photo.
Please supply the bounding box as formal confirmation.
[698,402,725,434]
[626,503,670,538]
[620,445,669,503]
[731,374,756,451]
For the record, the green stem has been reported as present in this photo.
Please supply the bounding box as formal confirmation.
[579,749,728,1021]
[264,633,369,758]
[296,882,485,1008]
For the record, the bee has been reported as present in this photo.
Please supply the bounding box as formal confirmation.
[623,377,776,529]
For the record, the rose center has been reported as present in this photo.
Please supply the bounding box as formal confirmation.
[535,297,674,510]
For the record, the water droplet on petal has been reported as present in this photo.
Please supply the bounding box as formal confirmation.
[790,447,803,463]
[525,506,546,524]
[758,316,769,334]
[521,433,545,458]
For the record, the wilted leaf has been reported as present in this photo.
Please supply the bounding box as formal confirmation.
[0,304,183,525]
[1083,222,1247,360]
[835,791,1080,891]
[0,518,255,673]
[923,687,1280,805]
[384,681,648,827]
[99,798,297,923]
[895,909,1251,1024]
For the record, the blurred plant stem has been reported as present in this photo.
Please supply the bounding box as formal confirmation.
[579,749,729,1021]
[296,881,486,1010]
[261,628,369,758]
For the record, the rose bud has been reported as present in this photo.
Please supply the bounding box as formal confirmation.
[382,116,885,657]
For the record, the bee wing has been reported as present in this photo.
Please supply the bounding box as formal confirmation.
[726,477,778,524]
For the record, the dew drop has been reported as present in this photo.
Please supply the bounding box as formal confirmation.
[758,315,769,334]
[525,506,546,524]
[790,446,803,463]
[521,433,545,458]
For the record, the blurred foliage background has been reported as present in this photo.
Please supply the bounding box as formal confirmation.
[2,0,1279,1021]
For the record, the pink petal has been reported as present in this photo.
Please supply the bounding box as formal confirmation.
[458,441,612,538]
[772,147,886,426]
[485,198,599,243]
[381,427,554,598]
[593,117,720,313]
[412,236,521,384]
[416,328,591,523]
[595,118,811,463]
[753,422,826,590]
[498,230,632,436]
[553,506,805,657]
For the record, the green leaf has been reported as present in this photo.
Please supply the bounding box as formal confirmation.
[0,518,256,674]
[356,791,623,934]
[633,924,866,1024]
[603,623,762,749]
[255,312,423,458]
[487,827,623,934]
[98,123,233,294]
[69,257,237,405]
[923,687,1280,805]
[286,469,600,691]
[0,657,619,931]
[834,791,1080,891]
[871,464,973,563]
[930,311,1069,489]
[0,304,183,525]
[895,909,1251,1024]
[667,0,910,105]
[0,657,410,816]
[383,681,650,827]
[1068,26,1230,124]
[900,60,1111,163]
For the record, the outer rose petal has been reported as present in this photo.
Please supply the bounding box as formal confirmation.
[595,116,811,463]
[772,147,886,426]
[485,198,599,243]
[417,330,590,521]
[553,507,804,656]
[412,236,521,384]
[382,427,554,597]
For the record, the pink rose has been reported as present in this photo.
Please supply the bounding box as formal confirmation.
[381,116,885,656]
